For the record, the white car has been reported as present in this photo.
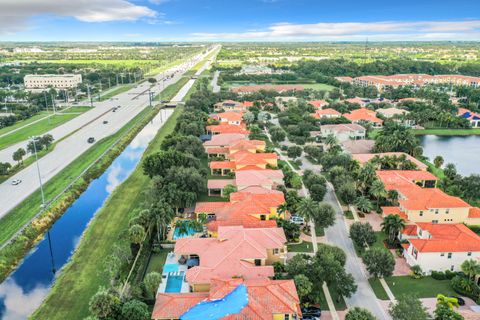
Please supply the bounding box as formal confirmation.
[11,179,22,186]
[289,215,305,225]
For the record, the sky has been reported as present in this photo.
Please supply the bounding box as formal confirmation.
[0,0,479,42]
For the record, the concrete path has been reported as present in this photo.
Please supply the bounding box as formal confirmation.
[211,70,221,93]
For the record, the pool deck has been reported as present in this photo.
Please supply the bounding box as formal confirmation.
[158,252,190,294]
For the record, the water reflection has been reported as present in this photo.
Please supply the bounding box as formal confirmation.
[0,109,173,319]
[419,135,480,176]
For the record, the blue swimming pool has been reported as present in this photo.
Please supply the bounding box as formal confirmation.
[165,272,185,293]
[173,226,198,240]
[163,264,179,274]
[180,284,248,319]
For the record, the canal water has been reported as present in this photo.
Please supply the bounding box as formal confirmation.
[0,109,173,320]
[419,135,480,176]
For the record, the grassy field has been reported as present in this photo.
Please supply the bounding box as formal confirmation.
[413,128,480,136]
[154,76,190,101]
[145,249,172,275]
[369,276,456,300]
[0,111,51,136]
[225,81,336,92]
[302,83,336,91]
[31,106,183,320]
[0,107,154,246]
[98,84,134,101]
[287,241,314,253]
[0,107,91,150]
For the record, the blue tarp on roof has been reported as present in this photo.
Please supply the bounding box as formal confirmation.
[180,284,248,320]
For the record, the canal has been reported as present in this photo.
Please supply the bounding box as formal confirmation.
[419,135,480,176]
[0,109,173,320]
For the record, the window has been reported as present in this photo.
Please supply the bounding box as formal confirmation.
[451,265,454,271]
[260,215,266,221]
[448,253,452,259]
[419,211,423,216]
[432,220,438,224]
[468,252,472,256]
[254,259,261,266]
[273,248,279,254]
[441,253,445,257]
[446,209,450,214]
[435,209,439,214]
[284,315,290,320]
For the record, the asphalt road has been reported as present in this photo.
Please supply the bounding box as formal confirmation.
[0,46,219,220]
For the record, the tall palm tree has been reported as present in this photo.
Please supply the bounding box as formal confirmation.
[436,294,460,310]
[325,134,338,149]
[370,179,387,208]
[297,197,319,223]
[381,215,405,245]
[354,196,373,214]
[461,259,480,281]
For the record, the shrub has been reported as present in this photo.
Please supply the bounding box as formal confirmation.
[451,275,480,302]
[431,271,446,280]
[445,270,457,280]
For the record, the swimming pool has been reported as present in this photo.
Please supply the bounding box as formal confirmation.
[163,263,179,274]
[173,226,198,240]
[165,272,185,293]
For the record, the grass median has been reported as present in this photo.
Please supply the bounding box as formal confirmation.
[31,106,183,320]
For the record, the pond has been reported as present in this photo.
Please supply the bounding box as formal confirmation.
[419,135,480,176]
[0,109,173,320]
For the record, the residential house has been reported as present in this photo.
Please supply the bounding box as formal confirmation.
[343,108,383,128]
[319,123,366,142]
[206,123,250,135]
[341,139,375,154]
[209,151,278,176]
[376,107,409,118]
[457,107,480,128]
[345,97,369,107]
[152,278,302,320]
[203,134,248,151]
[402,223,480,274]
[352,152,428,171]
[308,100,328,109]
[216,112,245,125]
[173,226,287,292]
[312,108,341,119]
[213,100,246,112]
[207,169,284,196]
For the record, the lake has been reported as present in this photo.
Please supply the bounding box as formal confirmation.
[419,135,480,176]
[0,109,173,320]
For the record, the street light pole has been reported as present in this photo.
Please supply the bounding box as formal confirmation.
[31,136,45,206]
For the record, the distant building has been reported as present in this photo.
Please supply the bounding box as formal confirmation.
[457,108,480,128]
[24,74,82,90]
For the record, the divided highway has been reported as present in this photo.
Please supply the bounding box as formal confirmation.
[0,46,219,220]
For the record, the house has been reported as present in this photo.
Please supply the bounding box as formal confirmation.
[312,108,341,119]
[352,152,428,171]
[341,139,375,154]
[207,169,284,196]
[173,226,287,292]
[152,278,302,320]
[228,139,266,155]
[308,100,328,109]
[345,97,369,107]
[209,151,278,176]
[343,108,383,128]
[216,112,245,125]
[319,123,366,142]
[203,134,248,151]
[206,123,250,135]
[402,223,480,274]
[457,107,480,128]
[213,100,246,112]
[376,107,409,118]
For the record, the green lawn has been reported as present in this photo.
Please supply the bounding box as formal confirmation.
[314,285,347,311]
[0,107,156,246]
[369,276,456,300]
[0,107,91,150]
[302,83,336,91]
[31,106,183,320]
[413,128,480,136]
[97,84,134,101]
[287,241,314,253]
[0,111,51,136]
[154,76,190,101]
[422,159,446,179]
[145,249,172,275]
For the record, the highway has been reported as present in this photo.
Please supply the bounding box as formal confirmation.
[0,45,219,220]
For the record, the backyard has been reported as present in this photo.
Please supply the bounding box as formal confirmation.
[369,276,457,300]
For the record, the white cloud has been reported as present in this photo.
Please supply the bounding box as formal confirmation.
[0,279,49,320]
[0,0,157,34]
[190,20,480,41]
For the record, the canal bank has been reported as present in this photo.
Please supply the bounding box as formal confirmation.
[419,135,480,176]
[0,108,174,319]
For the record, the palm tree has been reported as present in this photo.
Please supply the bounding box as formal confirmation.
[129,224,146,245]
[436,294,460,310]
[297,197,319,223]
[175,220,190,237]
[381,214,405,245]
[461,259,480,281]
[387,189,399,206]
[370,179,387,208]
[325,134,337,148]
[277,203,289,219]
[355,196,373,214]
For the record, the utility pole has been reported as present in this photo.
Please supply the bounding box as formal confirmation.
[31,136,45,206]
[51,94,56,114]
[87,84,93,108]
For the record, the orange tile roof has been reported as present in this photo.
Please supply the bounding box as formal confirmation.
[207,215,278,232]
[207,123,250,134]
[174,226,286,284]
[229,139,266,153]
[204,134,247,147]
[469,207,480,218]
[236,165,267,171]
[308,100,328,109]
[377,170,438,191]
[312,108,342,119]
[410,223,480,253]
[209,161,237,169]
[215,193,284,221]
[206,147,228,154]
[399,188,471,211]
[352,152,428,170]
[195,202,229,213]
[231,84,304,93]
[381,206,409,221]
[402,224,418,236]
[235,170,284,188]
[230,187,284,200]
[243,101,254,107]
[207,179,235,189]
[217,111,245,122]
[343,108,383,124]
[152,278,301,320]
[231,151,277,166]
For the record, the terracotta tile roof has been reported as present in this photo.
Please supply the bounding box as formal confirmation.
[152,278,301,320]
[204,134,247,147]
[152,292,208,319]
[235,170,284,188]
[313,108,341,119]
[409,223,480,253]
[236,165,267,171]
[345,97,368,105]
[209,161,237,169]
[335,76,353,82]
[308,100,328,109]
[230,186,283,199]
[377,170,438,191]
[402,224,418,236]
[231,151,277,166]
[195,202,229,213]
[207,123,250,134]
[215,194,284,221]
[206,147,228,154]
[469,207,480,218]
[382,206,409,221]
[207,215,277,232]
[174,226,286,284]
[207,179,235,189]
[217,111,245,122]
[231,84,304,93]
[243,101,254,107]
[352,152,428,171]
[399,188,471,211]
[229,140,266,153]
[321,123,365,132]
[343,108,383,124]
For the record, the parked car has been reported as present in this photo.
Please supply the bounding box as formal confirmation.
[87,137,95,143]
[453,296,465,306]
[103,120,108,124]
[11,179,22,186]
[290,215,305,225]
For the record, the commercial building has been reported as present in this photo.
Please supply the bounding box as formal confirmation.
[24,74,82,90]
